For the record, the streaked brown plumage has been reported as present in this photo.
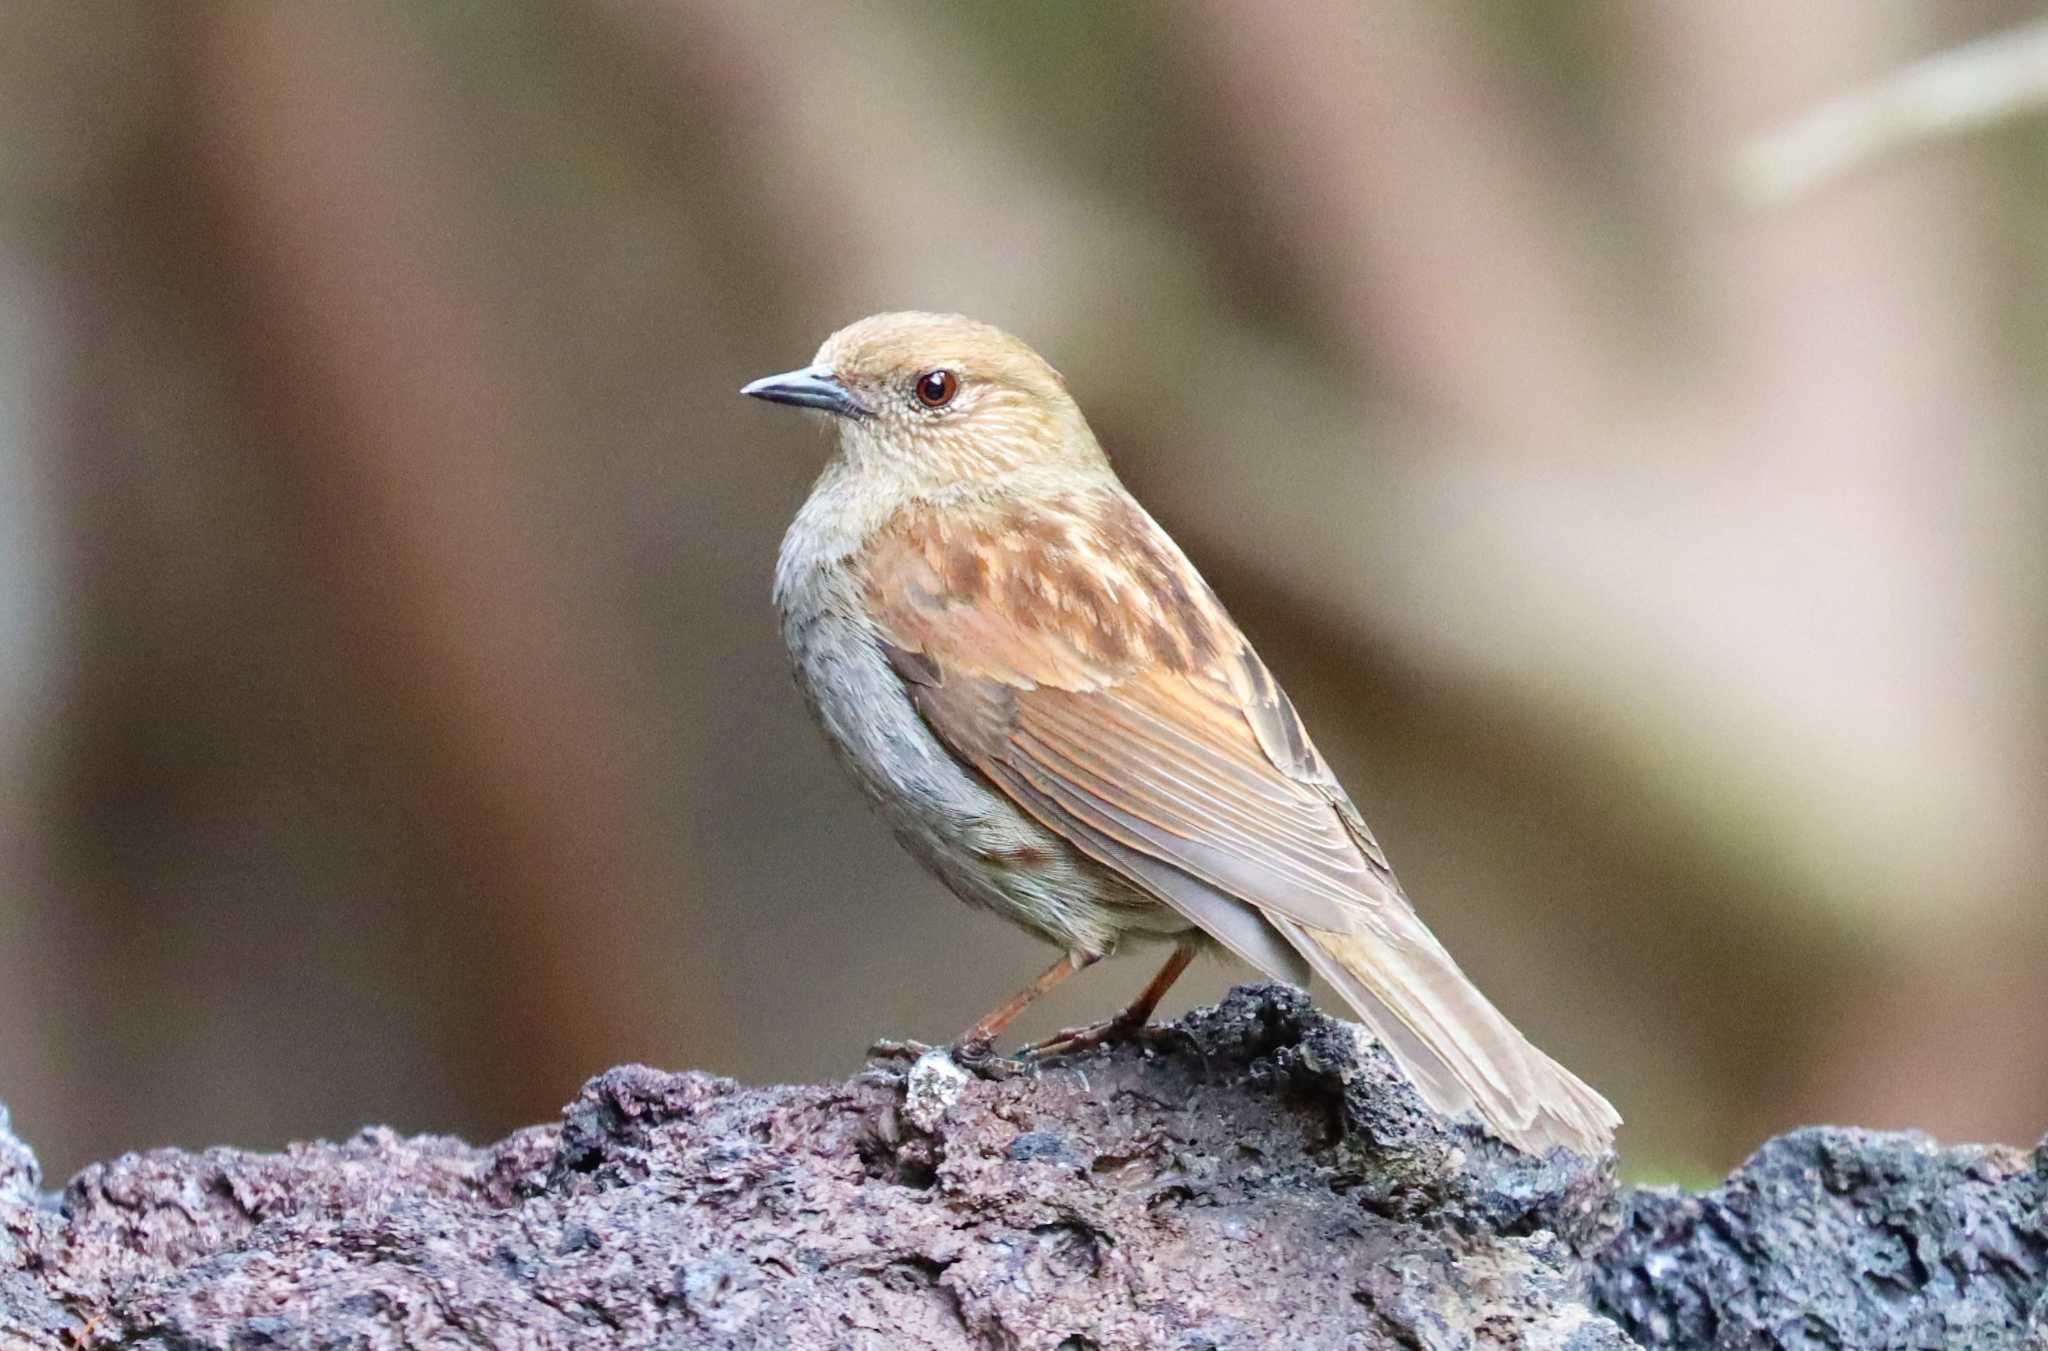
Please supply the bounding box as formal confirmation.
[746,312,1620,1156]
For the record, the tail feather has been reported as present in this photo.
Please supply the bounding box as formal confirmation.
[1276,913,1620,1157]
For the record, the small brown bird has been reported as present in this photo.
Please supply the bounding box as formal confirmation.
[745,312,1619,1156]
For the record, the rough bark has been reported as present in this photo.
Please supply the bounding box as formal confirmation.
[1,985,2041,1349]
[1596,1126,2048,1347]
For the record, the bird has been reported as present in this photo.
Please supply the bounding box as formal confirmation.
[743,311,1619,1156]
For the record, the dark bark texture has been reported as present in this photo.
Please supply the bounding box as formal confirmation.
[2,985,2042,1349]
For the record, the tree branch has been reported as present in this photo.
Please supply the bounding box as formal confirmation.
[1736,18,2048,203]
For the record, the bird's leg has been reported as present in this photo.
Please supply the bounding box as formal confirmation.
[1021,943,1197,1059]
[951,950,1099,1065]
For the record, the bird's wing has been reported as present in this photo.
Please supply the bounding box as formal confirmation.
[862,486,1618,1155]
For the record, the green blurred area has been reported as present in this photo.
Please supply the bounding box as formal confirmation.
[1,2,2044,1186]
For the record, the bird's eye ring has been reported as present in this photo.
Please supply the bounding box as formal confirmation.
[914,369,959,409]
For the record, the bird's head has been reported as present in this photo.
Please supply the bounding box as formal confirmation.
[742,312,1108,491]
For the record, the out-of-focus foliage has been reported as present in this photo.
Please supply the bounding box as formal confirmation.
[1,2,2043,1182]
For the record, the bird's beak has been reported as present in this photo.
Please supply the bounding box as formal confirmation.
[739,366,869,419]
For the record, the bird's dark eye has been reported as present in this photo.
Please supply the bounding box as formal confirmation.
[914,369,959,409]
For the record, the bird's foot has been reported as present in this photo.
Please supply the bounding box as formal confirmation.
[1019,1014,1175,1061]
[868,1035,1027,1078]
[951,1035,1028,1080]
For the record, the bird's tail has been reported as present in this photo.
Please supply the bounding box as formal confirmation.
[1275,911,1619,1156]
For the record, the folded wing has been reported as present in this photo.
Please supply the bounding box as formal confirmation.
[863,486,1619,1155]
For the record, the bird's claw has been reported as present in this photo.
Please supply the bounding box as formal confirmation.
[1018,1015,1164,1061]
[951,1036,1028,1079]
[868,1035,1029,1079]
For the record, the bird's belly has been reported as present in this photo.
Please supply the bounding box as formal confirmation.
[780,587,1178,956]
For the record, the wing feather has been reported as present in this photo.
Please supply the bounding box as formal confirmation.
[983,757,1313,988]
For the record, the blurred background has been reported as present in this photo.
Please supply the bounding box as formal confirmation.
[3,2,2045,1184]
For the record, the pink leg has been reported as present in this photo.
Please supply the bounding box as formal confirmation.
[1021,943,1197,1057]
